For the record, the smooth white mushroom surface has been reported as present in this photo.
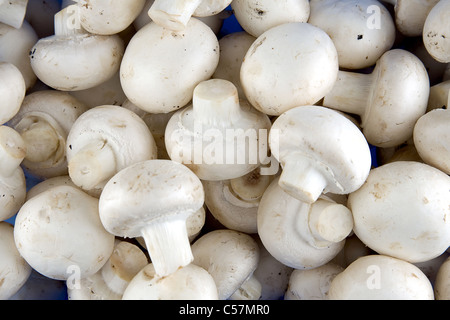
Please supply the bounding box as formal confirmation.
[328,255,435,300]
[0,62,26,125]
[240,22,339,116]
[349,161,450,263]
[423,0,450,63]
[14,185,115,281]
[0,222,31,300]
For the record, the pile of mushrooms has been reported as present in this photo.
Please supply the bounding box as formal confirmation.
[1,0,450,302]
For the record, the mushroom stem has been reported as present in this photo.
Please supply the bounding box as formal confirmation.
[0,0,28,29]
[20,120,61,163]
[148,0,203,32]
[140,217,193,277]
[0,126,26,177]
[278,156,328,204]
[230,274,262,300]
[323,71,374,117]
[229,168,272,202]
[308,199,353,244]
[54,4,87,36]
[193,79,242,127]
[68,140,117,190]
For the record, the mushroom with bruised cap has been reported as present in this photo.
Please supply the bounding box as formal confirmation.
[99,159,205,277]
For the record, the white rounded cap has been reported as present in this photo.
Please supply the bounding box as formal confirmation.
[435,256,450,300]
[191,229,260,300]
[308,0,395,69]
[328,255,434,300]
[270,106,372,203]
[0,222,31,300]
[231,0,310,38]
[122,263,219,300]
[349,161,450,263]
[14,185,115,280]
[120,18,219,113]
[414,106,450,175]
[423,0,450,63]
[240,22,338,116]
[0,62,26,125]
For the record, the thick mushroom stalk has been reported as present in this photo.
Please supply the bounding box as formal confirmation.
[323,49,430,148]
[99,160,205,277]
[148,0,232,31]
[269,105,372,204]
[165,79,272,181]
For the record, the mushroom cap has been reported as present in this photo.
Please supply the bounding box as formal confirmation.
[0,62,26,125]
[30,33,124,91]
[122,263,219,300]
[99,159,204,238]
[361,49,430,148]
[0,21,38,90]
[240,22,339,116]
[0,222,31,300]
[284,262,344,300]
[0,167,26,222]
[308,0,395,69]
[423,0,450,63]
[120,18,219,113]
[78,0,146,35]
[435,256,450,300]
[66,105,157,178]
[349,161,450,263]
[14,185,115,280]
[414,108,450,174]
[270,105,372,199]
[191,229,260,300]
[328,255,434,300]
[231,0,310,38]
[393,0,440,37]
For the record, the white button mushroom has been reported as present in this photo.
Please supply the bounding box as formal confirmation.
[257,176,354,270]
[0,125,27,222]
[99,159,205,277]
[122,263,219,300]
[0,62,26,125]
[328,255,434,300]
[29,5,125,91]
[67,240,149,300]
[74,0,146,35]
[423,0,450,63]
[0,21,38,90]
[269,105,372,204]
[202,167,275,234]
[14,185,115,280]
[165,79,272,181]
[240,22,339,116]
[0,222,31,300]
[284,262,344,300]
[413,108,450,174]
[191,229,260,300]
[348,161,450,263]
[147,0,232,32]
[382,0,440,37]
[120,18,219,114]
[308,0,396,70]
[8,90,89,180]
[66,105,157,195]
[0,0,28,29]
[434,256,450,300]
[231,0,310,38]
[323,49,430,148]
